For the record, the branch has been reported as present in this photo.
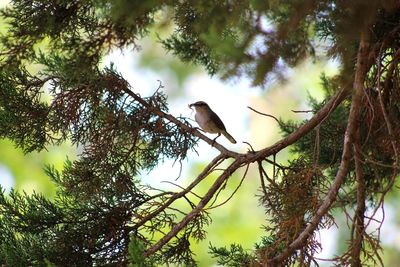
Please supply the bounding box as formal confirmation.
[267,34,372,266]
[376,42,399,161]
[206,163,250,210]
[291,109,313,113]
[144,158,244,257]
[122,87,240,158]
[133,154,226,230]
[351,130,366,267]
[247,106,281,125]
[258,161,268,196]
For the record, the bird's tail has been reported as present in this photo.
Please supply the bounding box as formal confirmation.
[222,131,237,144]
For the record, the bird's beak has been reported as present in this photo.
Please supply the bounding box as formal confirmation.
[188,103,194,109]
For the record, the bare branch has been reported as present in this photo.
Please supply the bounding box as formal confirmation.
[133,154,226,230]
[144,158,243,256]
[160,181,202,200]
[247,106,281,125]
[206,163,250,210]
[243,141,255,152]
[258,161,268,196]
[291,109,314,113]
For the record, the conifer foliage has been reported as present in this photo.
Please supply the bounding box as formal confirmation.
[0,0,400,266]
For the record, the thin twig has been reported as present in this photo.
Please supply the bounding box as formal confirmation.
[257,161,268,196]
[243,141,255,152]
[206,163,250,210]
[313,125,320,167]
[160,181,202,199]
[264,157,289,171]
[247,106,281,125]
[376,43,399,161]
[259,161,282,192]
[207,179,229,209]
[291,109,314,113]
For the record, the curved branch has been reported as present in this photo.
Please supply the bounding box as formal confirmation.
[267,34,372,266]
[247,106,282,126]
[206,163,250,210]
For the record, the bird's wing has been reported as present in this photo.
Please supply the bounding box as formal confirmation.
[209,110,226,131]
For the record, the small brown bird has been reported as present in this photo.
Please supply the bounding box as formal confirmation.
[189,101,237,144]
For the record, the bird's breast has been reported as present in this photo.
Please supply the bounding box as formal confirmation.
[195,112,220,133]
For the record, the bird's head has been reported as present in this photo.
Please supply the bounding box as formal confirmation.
[188,101,210,111]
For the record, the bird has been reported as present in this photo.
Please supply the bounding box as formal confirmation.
[189,101,237,144]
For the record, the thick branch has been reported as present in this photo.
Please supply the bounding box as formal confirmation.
[267,35,371,266]
[351,133,366,267]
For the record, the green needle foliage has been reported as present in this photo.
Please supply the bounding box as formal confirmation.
[0,0,400,266]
